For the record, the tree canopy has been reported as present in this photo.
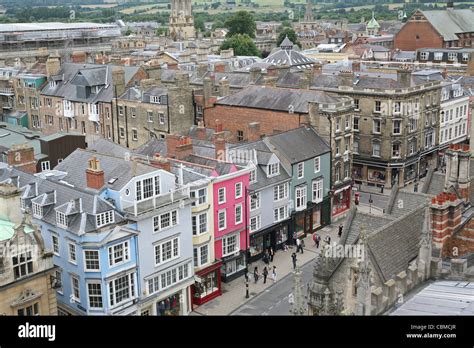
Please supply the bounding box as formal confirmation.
[224,11,256,38]
[220,34,260,57]
[276,27,301,48]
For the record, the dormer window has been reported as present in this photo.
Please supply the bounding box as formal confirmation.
[267,163,279,177]
[49,80,57,88]
[150,96,161,104]
[96,210,115,228]
[20,198,26,210]
[249,169,257,183]
[56,211,68,228]
[32,203,43,218]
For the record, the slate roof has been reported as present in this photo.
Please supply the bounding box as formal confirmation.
[386,189,431,219]
[134,138,167,158]
[368,207,426,282]
[421,9,474,42]
[54,149,157,192]
[0,165,122,235]
[87,138,130,159]
[41,63,140,104]
[264,126,330,164]
[230,140,291,191]
[341,207,393,246]
[261,37,315,69]
[215,85,344,113]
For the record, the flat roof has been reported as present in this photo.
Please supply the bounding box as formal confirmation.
[0,22,118,33]
[391,281,474,315]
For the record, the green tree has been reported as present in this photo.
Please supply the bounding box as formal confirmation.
[276,27,300,47]
[211,2,221,9]
[194,17,205,32]
[224,11,256,38]
[212,19,224,30]
[220,34,260,56]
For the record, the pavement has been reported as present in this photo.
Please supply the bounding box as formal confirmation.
[191,223,342,316]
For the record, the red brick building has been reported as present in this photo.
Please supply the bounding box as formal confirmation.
[394,6,474,51]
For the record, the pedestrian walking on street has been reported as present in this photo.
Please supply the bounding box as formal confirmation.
[292,232,297,246]
[296,238,301,253]
[325,235,331,245]
[291,252,297,270]
[300,239,305,254]
[263,266,268,284]
[272,266,277,283]
[315,234,321,248]
[269,247,274,262]
[263,250,269,265]
[254,266,259,284]
[338,224,343,238]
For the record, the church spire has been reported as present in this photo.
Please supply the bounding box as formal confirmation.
[304,0,314,22]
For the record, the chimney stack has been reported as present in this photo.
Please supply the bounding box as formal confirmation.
[86,157,105,190]
[196,121,207,140]
[145,64,162,82]
[219,78,230,97]
[248,122,261,142]
[197,63,208,78]
[150,154,171,172]
[339,70,354,87]
[397,68,412,88]
[176,71,190,89]
[112,67,126,97]
[266,65,278,77]
[175,136,193,160]
[46,51,61,77]
[167,62,178,70]
[249,67,261,83]
[203,76,213,107]
[0,183,22,225]
[214,137,226,161]
[214,61,226,73]
[7,144,37,174]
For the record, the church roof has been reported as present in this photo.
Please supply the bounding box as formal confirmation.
[367,13,380,29]
[261,37,315,69]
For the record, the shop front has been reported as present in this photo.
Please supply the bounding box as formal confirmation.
[403,161,418,184]
[220,251,246,282]
[367,167,386,186]
[292,202,327,241]
[248,221,290,262]
[191,262,222,306]
[352,164,363,184]
[155,292,182,316]
[332,185,351,217]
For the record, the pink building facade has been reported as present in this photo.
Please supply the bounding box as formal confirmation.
[212,166,250,282]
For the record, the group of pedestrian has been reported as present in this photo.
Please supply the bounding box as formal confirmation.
[254,265,277,284]
[262,248,274,265]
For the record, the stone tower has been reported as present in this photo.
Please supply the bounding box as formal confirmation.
[304,0,314,22]
[169,0,196,40]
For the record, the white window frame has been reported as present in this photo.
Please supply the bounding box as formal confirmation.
[194,244,210,268]
[295,185,307,211]
[250,192,260,211]
[191,187,207,206]
[235,204,243,225]
[108,241,130,267]
[393,120,401,135]
[222,234,239,257]
[372,142,381,157]
[96,211,115,228]
[218,187,226,204]
[192,212,208,235]
[154,237,180,266]
[108,272,136,308]
[314,157,320,173]
[273,183,288,202]
[312,179,323,203]
[297,162,304,179]
[235,182,242,199]
[68,242,77,265]
[250,215,261,232]
[71,275,80,302]
[153,210,178,232]
[267,162,280,177]
[87,281,103,309]
[373,119,381,134]
[84,250,100,272]
[41,161,50,171]
[52,235,59,256]
[274,206,288,223]
[218,209,227,231]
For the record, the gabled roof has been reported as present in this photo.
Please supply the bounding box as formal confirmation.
[420,9,474,41]
[70,67,107,87]
[0,166,122,234]
[215,85,344,113]
[265,126,330,164]
[54,149,158,192]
